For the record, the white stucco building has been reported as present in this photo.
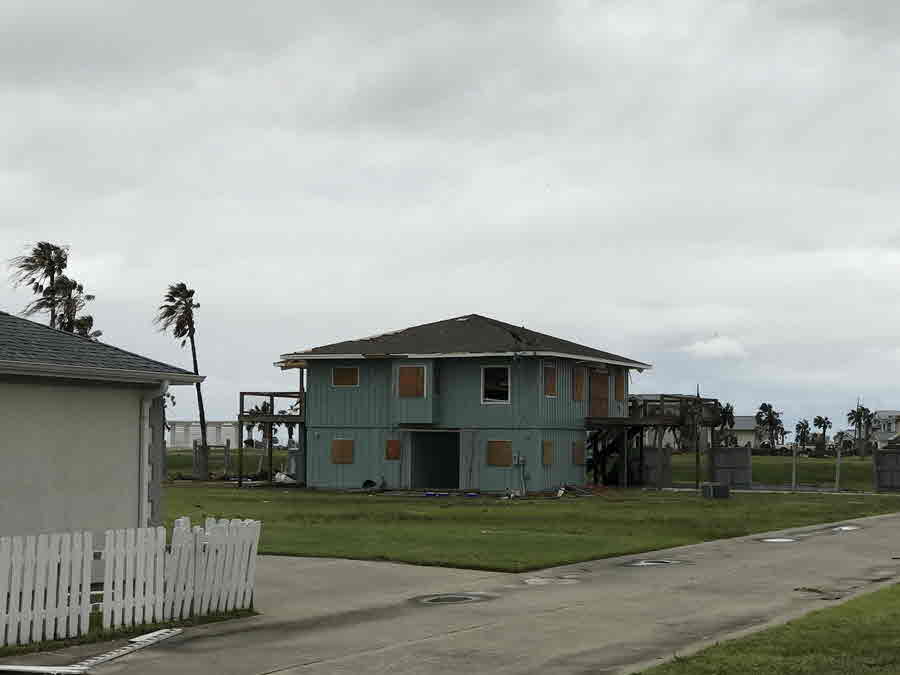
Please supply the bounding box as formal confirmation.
[0,311,202,536]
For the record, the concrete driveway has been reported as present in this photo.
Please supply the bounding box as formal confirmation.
[4,512,900,674]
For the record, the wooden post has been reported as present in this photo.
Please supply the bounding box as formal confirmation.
[224,439,231,476]
[623,427,629,488]
[238,393,244,488]
[694,425,700,491]
[268,395,275,485]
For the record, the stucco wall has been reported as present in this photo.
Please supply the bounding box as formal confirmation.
[0,378,149,536]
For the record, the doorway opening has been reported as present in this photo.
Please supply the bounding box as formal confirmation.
[411,432,460,489]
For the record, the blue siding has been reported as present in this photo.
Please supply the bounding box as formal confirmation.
[392,360,435,424]
[304,355,618,490]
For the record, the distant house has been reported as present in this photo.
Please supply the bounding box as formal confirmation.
[729,416,759,447]
[872,411,900,449]
[0,312,202,536]
[278,314,651,491]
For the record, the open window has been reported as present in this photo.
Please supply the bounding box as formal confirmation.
[398,365,426,398]
[482,366,510,404]
[543,362,557,397]
[332,367,359,387]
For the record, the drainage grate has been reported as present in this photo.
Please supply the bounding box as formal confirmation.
[624,559,687,567]
[832,525,860,532]
[417,592,492,605]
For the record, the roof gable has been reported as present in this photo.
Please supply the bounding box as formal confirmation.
[0,311,200,384]
[282,314,651,369]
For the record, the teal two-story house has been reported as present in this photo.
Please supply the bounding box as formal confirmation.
[278,315,651,492]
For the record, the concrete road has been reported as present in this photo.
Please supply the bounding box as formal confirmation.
[4,512,900,675]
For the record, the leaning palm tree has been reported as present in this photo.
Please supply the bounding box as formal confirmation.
[23,275,96,332]
[9,241,69,327]
[755,403,782,451]
[155,283,208,479]
[813,416,832,454]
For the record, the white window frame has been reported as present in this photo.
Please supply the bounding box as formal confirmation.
[331,366,360,388]
[542,360,558,398]
[481,365,512,405]
[397,364,428,399]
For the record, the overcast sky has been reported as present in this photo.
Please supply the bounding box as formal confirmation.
[2,1,898,434]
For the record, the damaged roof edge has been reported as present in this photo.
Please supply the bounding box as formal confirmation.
[277,350,652,370]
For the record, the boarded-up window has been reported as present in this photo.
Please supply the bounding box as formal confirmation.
[385,439,401,460]
[487,440,513,466]
[572,439,586,466]
[573,367,586,401]
[543,362,557,397]
[332,367,359,387]
[542,440,554,466]
[331,439,354,464]
[615,372,626,401]
[398,366,425,398]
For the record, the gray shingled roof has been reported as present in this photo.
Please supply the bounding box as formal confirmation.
[0,311,199,382]
[284,314,651,368]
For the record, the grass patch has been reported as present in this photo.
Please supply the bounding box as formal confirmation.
[0,609,256,660]
[165,447,289,479]
[166,486,900,572]
[643,583,900,674]
[671,454,874,491]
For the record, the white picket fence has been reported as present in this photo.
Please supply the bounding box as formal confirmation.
[0,517,261,647]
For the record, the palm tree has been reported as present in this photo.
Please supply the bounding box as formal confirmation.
[155,283,208,479]
[813,416,832,453]
[862,408,875,454]
[9,242,69,327]
[847,405,873,456]
[793,419,811,491]
[795,419,811,450]
[717,402,735,447]
[755,403,782,451]
[72,315,102,341]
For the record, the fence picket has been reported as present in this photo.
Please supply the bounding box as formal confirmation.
[56,534,70,639]
[32,535,48,642]
[20,536,35,644]
[212,522,229,613]
[0,519,260,648]
[101,531,114,631]
[0,537,10,647]
[44,534,60,640]
[153,527,165,623]
[134,528,145,626]
[244,521,261,609]
[67,533,81,639]
[79,532,92,635]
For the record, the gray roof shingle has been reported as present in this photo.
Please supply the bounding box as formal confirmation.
[0,311,197,381]
[284,314,651,368]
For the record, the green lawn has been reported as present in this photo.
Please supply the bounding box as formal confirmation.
[166,447,289,479]
[164,486,900,572]
[644,582,900,674]
[671,454,874,492]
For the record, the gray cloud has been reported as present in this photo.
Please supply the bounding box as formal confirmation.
[2,0,899,430]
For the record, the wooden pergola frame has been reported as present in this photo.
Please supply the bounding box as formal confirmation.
[237,390,303,487]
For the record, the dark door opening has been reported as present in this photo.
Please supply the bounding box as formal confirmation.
[411,432,460,489]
